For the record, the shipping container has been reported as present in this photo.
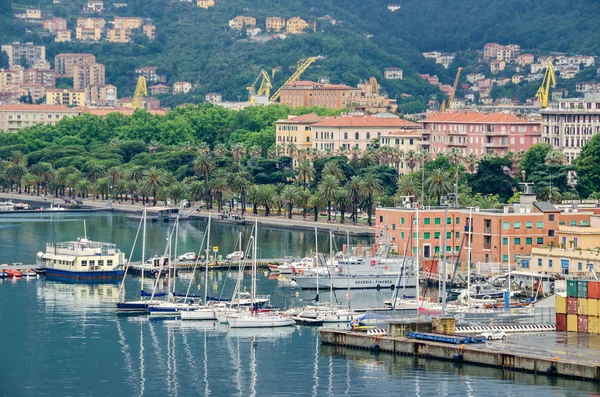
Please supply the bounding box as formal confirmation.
[578,315,589,333]
[567,297,578,314]
[556,313,567,332]
[567,314,578,332]
[555,296,567,314]
[588,315,599,334]
[567,280,578,297]
[578,280,589,298]
[588,281,600,299]
[577,297,588,316]
[589,298,599,318]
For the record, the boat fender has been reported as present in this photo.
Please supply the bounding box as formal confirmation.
[384,265,388,269]
[369,344,380,355]
[452,353,463,362]
[546,357,558,376]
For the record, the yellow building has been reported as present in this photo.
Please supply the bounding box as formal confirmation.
[55,30,72,43]
[512,75,524,84]
[275,113,322,167]
[46,88,86,106]
[266,17,285,32]
[229,16,256,30]
[197,0,215,9]
[379,129,422,176]
[142,24,156,40]
[106,28,130,43]
[286,17,309,34]
[0,104,82,132]
[173,81,192,94]
[76,27,103,41]
[113,17,142,30]
[527,222,600,277]
[26,8,42,19]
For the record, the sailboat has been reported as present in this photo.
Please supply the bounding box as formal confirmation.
[227,219,295,328]
[117,209,165,313]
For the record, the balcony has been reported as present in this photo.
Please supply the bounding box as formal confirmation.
[483,243,491,250]
[485,141,508,148]
[447,140,467,147]
[483,227,492,234]
[483,130,508,136]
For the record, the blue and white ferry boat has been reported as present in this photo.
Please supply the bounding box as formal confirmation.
[36,237,126,281]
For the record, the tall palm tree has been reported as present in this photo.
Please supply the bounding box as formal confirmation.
[143,166,167,206]
[448,148,463,166]
[322,161,344,182]
[318,174,340,221]
[286,142,297,160]
[232,174,251,215]
[348,176,362,223]
[187,181,204,203]
[193,153,215,208]
[96,178,110,200]
[86,163,107,185]
[359,172,382,226]
[213,143,227,157]
[405,150,417,172]
[296,160,314,189]
[257,184,276,216]
[249,145,262,158]
[281,184,298,219]
[333,187,350,224]
[465,153,478,174]
[210,177,227,212]
[7,164,27,193]
[545,150,567,165]
[197,142,210,154]
[296,188,311,219]
[396,173,421,202]
[10,150,27,166]
[426,168,452,205]
[308,193,324,222]
[247,185,260,215]
[231,143,246,164]
[125,166,144,183]
[30,162,54,195]
[22,173,37,194]
[75,179,91,199]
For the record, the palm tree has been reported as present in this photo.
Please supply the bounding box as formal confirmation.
[308,193,324,222]
[143,167,167,206]
[257,184,276,216]
[426,168,452,205]
[55,167,72,197]
[448,148,463,166]
[187,181,204,203]
[545,150,568,165]
[86,163,107,185]
[280,184,298,219]
[75,179,91,199]
[213,143,228,157]
[396,173,421,202]
[465,153,478,174]
[348,176,362,223]
[114,179,127,202]
[322,161,344,182]
[296,159,314,189]
[126,180,138,204]
[10,151,27,166]
[249,145,262,158]
[22,173,37,194]
[405,150,417,172]
[359,173,382,226]
[286,142,297,159]
[231,143,246,164]
[107,167,122,196]
[333,187,350,224]
[96,178,110,200]
[66,172,81,199]
[232,174,251,215]
[247,185,260,214]
[7,164,27,193]
[296,188,311,219]
[197,142,210,154]
[193,153,215,208]
[318,174,340,221]
[125,166,144,183]
[168,183,187,205]
[210,177,227,212]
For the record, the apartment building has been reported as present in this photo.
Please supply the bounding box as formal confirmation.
[43,18,67,33]
[135,66,166,83]
[142,24,156,40]
[421,112,541,158]
[266,17,285,32]
[55,53,96,77]
[197,0,215,8]
[375,193,592,269]
[19,84,46,103]
[76,26,103,41]
[106,28,130,43]
[384,68,403,80]
[311,115,420,152]
[347,80,398,113]
[113,17,142,30]
[275,113,322,164]
[150,84,171,95]
[90,84,117,104]
[22,69,55,88]
[490,60,506,73]
[46,88,86,106]
[379,129,422,175]
[1,43,46,69]
[77,17,106,29]
[73,63,105,89]
[173,81,192,94]
[229,16,256,30]
[205,92,222,103]
[540,93,600,164]
[0,104,82,132]
[517,54,535,67]
[286,17,310,34]
[87,0,104,12]
[26,8,42,19]
[279,81,353,109]
[55,30,72,42]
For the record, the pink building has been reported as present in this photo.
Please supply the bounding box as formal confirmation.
[43,18,67,33]
[483,43,501,60]
[420,112,541,158]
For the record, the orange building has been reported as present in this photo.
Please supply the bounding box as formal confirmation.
[375,192,594,270]
[279,80,353,109]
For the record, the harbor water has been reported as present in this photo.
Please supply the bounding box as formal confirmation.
[1,213,600,396]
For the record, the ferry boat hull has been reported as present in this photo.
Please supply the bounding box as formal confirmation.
[292,274,415,290]
[45,268,125,281]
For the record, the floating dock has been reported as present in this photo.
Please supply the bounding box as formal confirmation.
[320,329,600,382]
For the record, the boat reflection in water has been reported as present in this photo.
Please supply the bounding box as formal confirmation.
[37,281,119,312]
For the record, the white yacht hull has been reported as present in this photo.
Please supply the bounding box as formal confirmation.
[227,314,295,328]
[293,274,415,290]
[180,308,217,320]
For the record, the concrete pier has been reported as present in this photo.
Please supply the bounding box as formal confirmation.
[320,329,600,382]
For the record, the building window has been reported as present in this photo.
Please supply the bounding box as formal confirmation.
[446,232,451,239]
[401,218,405,225]
[525,222,532,229]
[582,220,589,226]
[455,246,459,252]
[447,217,451,224]
[366,132,371,140]
[424,232,430,240]
[401,232,404,239]
[446,246,451,252]
[455,232,460,238]
[514,222,521,229]
[548,230,555,237]
[434,218,441,225]
[514,237,521,245]
[502,254,508,262]
[526,237,532,245]
[548,214,555,221]
[379,216,383,222]
[344,132,348,140]
[392,224,396,230]
[502,237,508,245]
[548,259,553,268]
[537,237,544,244]
[434,232,440,239]
[578,262,583,271]
[413,232,418,239]
[455,218,460,224]
[424,218,430,225]
[502,222,510,230]
[81,260,87,266]
[522,260,530,269]
[570,220,577,226]
[355,132,359,140]
[536,221,544,228]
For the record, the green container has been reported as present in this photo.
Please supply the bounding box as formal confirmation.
[578,280,589,298]
[567,280,578,297]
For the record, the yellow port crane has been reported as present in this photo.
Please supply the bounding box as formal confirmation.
[441,66,463,112]
[269,56,321,102]
[131,75,147,110]
[247,70,272,104]
[536,60,556,108]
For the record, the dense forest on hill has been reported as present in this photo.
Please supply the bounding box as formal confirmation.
[2,0,599,108]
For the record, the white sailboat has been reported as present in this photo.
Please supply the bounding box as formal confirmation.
[227,219,295,329]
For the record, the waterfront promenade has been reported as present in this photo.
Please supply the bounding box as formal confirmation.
[0,192,375,236]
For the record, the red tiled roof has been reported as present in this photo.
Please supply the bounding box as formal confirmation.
[312,116,419,128]
[278,112,322,124]
[284,81,353,90]
[424,112,537,124]
[386,129,421,136]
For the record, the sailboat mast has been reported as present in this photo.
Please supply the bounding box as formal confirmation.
[346,231,351,309]
[329,231,333,308]
[252,219,258,306]
[172,216,179,298]
[141,209,146,298]
[467,207,473,309]
[314,228,319,302]
[204,214,211,305]
[415,204,420,302]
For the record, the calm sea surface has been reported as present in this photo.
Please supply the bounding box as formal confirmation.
[1,213,599,396]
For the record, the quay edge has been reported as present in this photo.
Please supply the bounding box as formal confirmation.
[319,329,600,382]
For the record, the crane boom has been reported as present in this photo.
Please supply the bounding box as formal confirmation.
[247,70,272,103]
[535,61,556,108]
[132,75,147,110]
[441,67,463,112]
[269,56,320,102]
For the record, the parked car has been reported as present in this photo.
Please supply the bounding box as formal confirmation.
[481,330,506,340]
[178,252,197,261]
[226,251,245,260]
